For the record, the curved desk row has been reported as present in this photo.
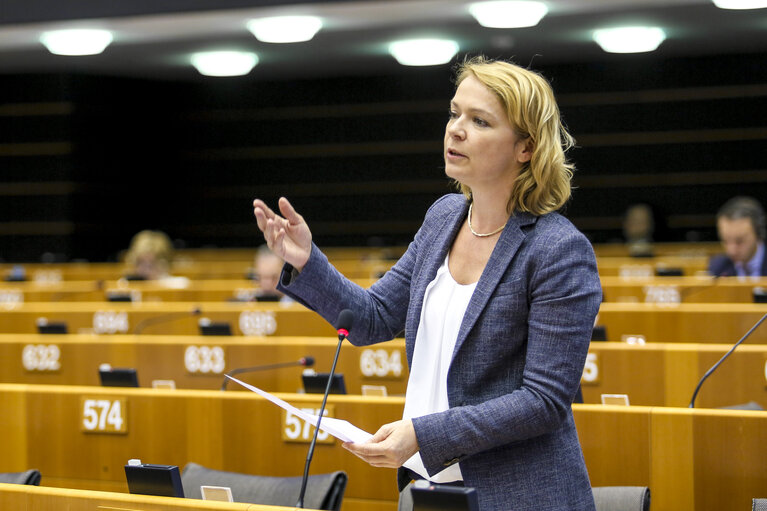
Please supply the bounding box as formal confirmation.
[1,384,765,511]
[2,334,766,409]
[2,301,766,343]
[1,275,765,304]
[0,334,408,396]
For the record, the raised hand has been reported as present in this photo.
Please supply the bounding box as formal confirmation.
[253,197,312,271]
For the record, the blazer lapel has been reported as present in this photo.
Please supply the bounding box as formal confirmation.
[405,200,468,364]
[452,212,537,362]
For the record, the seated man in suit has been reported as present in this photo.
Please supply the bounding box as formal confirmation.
[708,196,767,277]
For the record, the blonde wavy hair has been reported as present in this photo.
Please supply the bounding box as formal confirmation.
[125,230,173,269]
[454,56,575,216]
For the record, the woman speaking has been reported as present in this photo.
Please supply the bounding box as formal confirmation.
[253,56,601,511]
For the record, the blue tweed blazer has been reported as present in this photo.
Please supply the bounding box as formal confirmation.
[278,194,601,511]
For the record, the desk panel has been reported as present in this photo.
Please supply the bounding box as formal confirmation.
[0,335,408,396]
[595,256,708,277]
[596,303,767,343]
[2,386,767,511]
[0,302,336,337]
[573,405,652,487]
[0,279,378,304]
[0,384,403,508]
[649,408,767,511]
[0,257,393,282]
[0,482,288,511]
[175,245,406,263]
[581,342,767,408]
[600,276,767,303]
[8,302,767,343]
[573,404,767,511]
[591,242,720,258]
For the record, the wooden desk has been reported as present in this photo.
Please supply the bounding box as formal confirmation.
[8,274,766,305]
[11,332,766,410]
[1,385,765,511]
[0,334,408,396]
[0,258,393,282]
[174,246,406,263]
[600,275,767,303]
[595,256,709,277]
[0,302,337,337]
[0,384,403,510]
[573,404,767,511]
[0,482,282,511]
[0,279,378,304]
[582,342,767,408]
[591,242,721,258]
[596,303,767,343]
[0,262,255,282]
[12,295,767,343]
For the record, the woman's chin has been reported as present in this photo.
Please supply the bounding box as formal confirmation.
[444,165,467,182]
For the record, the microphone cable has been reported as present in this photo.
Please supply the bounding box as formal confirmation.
[133,306,202,334]
[220,357,315,391]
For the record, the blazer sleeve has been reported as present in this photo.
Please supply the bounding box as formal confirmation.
[412,226,602,475]
[276,195,452,346]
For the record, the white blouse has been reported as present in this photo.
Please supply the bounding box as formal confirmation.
[402,253,476,483]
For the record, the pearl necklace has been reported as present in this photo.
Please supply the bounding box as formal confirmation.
[467,203,506,237]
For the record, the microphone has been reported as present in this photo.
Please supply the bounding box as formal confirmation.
[296,309,354,508]
[219,357,315,391]
[132,307,201,334]
[336,309,353,341]
[688,312,767,408]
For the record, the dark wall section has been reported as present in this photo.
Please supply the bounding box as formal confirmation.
[1,51,766,261]
[0,75,76,261]
[68,75,187,260]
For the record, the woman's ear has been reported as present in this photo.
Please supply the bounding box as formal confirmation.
[516,137,533,164]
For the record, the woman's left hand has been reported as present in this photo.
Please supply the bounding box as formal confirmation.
[343,420,419,468]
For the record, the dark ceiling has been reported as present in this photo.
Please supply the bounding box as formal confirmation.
[1,0,767,81]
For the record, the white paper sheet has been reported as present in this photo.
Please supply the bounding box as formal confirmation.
[224,375,428,478]
[224,375,372,443]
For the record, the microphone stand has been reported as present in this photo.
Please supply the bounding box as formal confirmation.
[132,307,201,334]
[689,312,767,408]
[50,280,104,301]
[295,315,351,508]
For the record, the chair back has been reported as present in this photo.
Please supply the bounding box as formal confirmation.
[181,462,347,511]
[0,469,42,486]
[753,498,767,511]
[592,486,650,511]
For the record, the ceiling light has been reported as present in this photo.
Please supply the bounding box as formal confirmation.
[712,0,767,8]
[469,1,548,28]
[593,27,666,53]
[190,51,258,77]
[388,39,459,66]
[247,16,322,43]
[39,29,113,56]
